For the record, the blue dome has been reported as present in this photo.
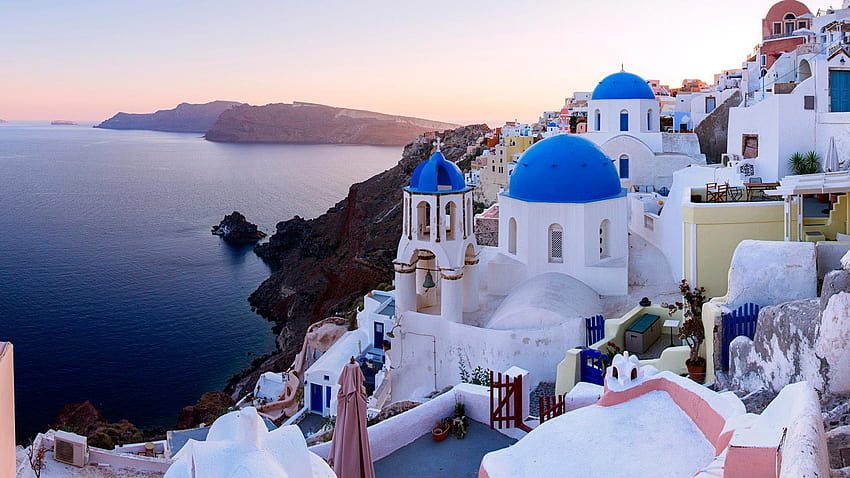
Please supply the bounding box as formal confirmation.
[406,151,469,194]
[591,71,656,100]
[505,135,624,203]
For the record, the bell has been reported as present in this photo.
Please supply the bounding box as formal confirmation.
[423,270,436,289]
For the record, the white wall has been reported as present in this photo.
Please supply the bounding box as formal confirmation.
[389,310,587,400]
[585,98,663,152]
[1,343,13,478]
[496,195,628,295]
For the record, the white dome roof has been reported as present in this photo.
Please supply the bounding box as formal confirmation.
[485,272,601,330]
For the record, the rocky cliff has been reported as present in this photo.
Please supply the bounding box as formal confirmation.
[95,101,243,133]
[695,91,742,164]
[234,125,488,396]
[205,102,459,146]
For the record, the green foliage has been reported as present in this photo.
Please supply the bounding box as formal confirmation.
[789,151,821,175]
[57,424,78,434]
[569,114,580,132]
[87,432,114,450]
[473,201,488,216]
[458,353,491,386]
[454,400,465,418]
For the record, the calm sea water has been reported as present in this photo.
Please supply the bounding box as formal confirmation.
[0,123,401,442]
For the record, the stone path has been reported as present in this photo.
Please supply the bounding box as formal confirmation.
[529,382,555,418]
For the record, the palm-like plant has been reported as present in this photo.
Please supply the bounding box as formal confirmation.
[789,151,821,175]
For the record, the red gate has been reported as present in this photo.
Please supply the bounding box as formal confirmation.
[538,394,565,424]
[489,371,532,432]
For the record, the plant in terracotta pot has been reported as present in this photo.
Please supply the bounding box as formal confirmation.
[432,418,451,442]
[674,279,708,383]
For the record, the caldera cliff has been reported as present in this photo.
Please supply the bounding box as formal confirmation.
[205,102,459,146]
[95,101,244,133]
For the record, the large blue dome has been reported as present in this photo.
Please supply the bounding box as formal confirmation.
[406,151,469,194]
[505,135,624,203]
[591,71,656,100]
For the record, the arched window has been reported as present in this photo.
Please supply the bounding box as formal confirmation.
[646,109,653,131]
[594,110,601,131]
[445,202,457,241]
[508,217,517,254]
[599,219,611,259]
[618,154,629,179]
[548,224,563,263]
[619,110,629,132]
[416,201,431,240]
[799,59,812,81]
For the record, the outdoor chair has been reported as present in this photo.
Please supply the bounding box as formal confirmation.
[706,183,728,202]
[747,176,762,184]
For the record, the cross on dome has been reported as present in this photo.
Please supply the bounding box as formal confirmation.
[433,137,444,152]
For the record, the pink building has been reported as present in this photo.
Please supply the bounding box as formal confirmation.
[1,342,14,478]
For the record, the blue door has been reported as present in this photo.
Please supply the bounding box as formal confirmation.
[374,322,384,348]
[619,157,629,179]
[619,112,629,131]
[310,383,323,414]
[831,70,850,112]
[325,386,332,411]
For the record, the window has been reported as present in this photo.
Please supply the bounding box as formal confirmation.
[742,134,759,159]
[619,110,629,132]
[646,109,653,130]
[595,110,601,131]
[804,95,815,110]
[548,224,563,263]
[798,21,807,30]
[705,97,716,114]
[618,154,629,179]
[761,55,767,67]
[599,220,611,259]
[773,22,783,35]
[784,13,796,20]
[508,217,517,254]
[491,166,495,172]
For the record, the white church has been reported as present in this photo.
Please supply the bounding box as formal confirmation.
[584,70,705,191]
[377,134,631,399]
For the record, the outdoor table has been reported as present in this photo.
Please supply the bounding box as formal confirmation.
[745,182,780,201]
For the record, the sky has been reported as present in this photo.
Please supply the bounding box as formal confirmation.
[0,0,808,125]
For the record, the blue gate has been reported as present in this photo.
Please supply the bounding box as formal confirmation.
[721,303,761,370]
[579,348,609,386]
[585,315,605,347]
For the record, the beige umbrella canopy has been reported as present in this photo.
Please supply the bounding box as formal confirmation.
[329,359,375,478]
[825,136,840,172]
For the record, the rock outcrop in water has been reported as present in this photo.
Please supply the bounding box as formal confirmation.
[212,211,266,244]
[205,102,459,146]
[237,125,488,395]
[95,101,244,133]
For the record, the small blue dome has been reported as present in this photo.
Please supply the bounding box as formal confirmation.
[406,151,469,194]
[547,122,557,127]
[505,135,624,203]
[591,71,656,100]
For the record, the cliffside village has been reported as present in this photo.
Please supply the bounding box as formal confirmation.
[9,1,850,477]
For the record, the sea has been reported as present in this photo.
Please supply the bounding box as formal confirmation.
[0,122,402,442]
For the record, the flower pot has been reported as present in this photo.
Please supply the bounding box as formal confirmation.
[686,357,706,384]
[816,193,829,203]
[432,426,449,442]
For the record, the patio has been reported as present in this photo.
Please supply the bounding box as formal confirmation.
[373,420,516,478]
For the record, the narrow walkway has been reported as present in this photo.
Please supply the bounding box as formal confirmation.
[374,420,516,478]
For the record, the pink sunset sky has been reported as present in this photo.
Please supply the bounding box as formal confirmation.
[2,0,797,125]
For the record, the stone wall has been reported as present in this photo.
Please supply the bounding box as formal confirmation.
[728,251,850,394]
[695,90,742,163]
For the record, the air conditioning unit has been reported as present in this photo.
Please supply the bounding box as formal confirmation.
[54,430,89,467]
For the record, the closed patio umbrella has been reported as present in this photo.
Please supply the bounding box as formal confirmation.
[329,359,375,478]
[825,136,840,172]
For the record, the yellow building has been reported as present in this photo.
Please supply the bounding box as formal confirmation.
[478,136,535,204]
[683,189,849,298]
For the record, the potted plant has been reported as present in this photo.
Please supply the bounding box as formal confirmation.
[673,280,708,383]
[432,418,451,442]
[789,151,821,176]
[452,401,468,439]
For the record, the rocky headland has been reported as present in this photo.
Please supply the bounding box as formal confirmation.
[95,101,244,133]
[205,102,459,146]
[212,211,266,244]
[227,124,488,397]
